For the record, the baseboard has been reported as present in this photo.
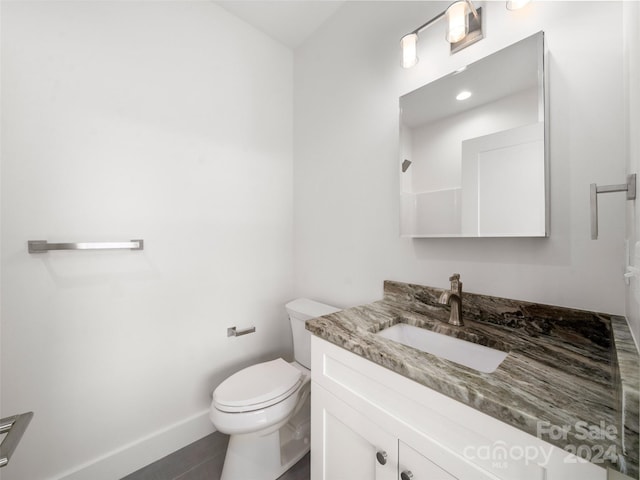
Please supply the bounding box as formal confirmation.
[54,410,215,480]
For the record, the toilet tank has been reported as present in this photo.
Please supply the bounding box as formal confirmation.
[285,298,340,369]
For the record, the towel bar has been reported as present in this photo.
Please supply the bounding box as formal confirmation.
[590,174,636,239]
[28,239,144,253]
[0,412,33,468]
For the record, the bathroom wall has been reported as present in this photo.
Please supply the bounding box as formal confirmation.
[624,1,640,348]
[1,2,293,479]
[294,1,627,314]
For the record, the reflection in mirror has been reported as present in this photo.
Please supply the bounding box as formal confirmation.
[399,32,547,238]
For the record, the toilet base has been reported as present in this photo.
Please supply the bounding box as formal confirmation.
[220,413,310,480]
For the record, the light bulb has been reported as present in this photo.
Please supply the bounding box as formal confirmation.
[401,33,418,68]
[506,0,531,10]
[446,1,469,43]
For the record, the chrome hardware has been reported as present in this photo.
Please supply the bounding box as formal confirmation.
[0,412,34,468]
[450,5,483,54]
[438,273,464,326]
[401,471,414,480]
[376,450,388,465]
[590,174,636,239]
[28,239,144,253]
[227,326,256,337]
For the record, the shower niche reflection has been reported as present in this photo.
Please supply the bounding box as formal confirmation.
[399,32,548,238]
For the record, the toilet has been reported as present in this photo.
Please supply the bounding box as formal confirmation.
[210,298,340,480]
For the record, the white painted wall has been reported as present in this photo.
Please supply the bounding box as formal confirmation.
[624,1,640,349]
[1,2,293,479]
[294,1,627,314]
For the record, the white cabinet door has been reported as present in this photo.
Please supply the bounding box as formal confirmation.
[312,383,397,480]
[399,441,458,480]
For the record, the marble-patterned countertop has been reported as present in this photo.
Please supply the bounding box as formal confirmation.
[305,281,640,478]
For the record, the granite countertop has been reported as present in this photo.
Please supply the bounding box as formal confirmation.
[305,280,640,478]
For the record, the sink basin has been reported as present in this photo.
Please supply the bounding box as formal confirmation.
[376,323,508,373]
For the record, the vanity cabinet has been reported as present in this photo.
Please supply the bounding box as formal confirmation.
[310,336,607,480]
[314,384,493,480]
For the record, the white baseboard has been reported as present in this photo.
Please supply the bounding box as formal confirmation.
[54,410,215,480]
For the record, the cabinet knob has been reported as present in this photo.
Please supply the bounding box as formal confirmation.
[376,450,388,465]
[401,471,414,480]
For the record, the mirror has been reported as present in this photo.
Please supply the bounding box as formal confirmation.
[399,32,547,238]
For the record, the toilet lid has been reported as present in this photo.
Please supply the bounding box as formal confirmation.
[213,358,303,412]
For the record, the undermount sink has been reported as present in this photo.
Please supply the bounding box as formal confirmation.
[376,323,508,373]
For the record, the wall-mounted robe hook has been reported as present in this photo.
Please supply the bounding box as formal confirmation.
[590,173,636,239]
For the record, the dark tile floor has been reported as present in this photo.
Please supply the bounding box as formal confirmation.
[121,432,310,480]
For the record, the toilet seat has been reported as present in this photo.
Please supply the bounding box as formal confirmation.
[213,358,303,413]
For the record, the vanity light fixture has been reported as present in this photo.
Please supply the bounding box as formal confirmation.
[445,1,470,43]
[506,0,531,10]
[456,90,472,101]
[401,0,533,68]
[400,0,483,69]
[401,33,419,69]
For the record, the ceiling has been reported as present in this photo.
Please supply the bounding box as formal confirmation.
[215,1,346,49]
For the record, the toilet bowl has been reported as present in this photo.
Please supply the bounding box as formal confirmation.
[210,298,340,480]
[210,358,309,436]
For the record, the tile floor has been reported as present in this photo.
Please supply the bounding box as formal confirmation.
[121,432,310,480]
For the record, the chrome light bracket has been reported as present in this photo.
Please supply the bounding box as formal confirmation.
[450,7,483,54]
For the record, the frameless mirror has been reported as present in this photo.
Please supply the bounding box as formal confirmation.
[399,32,547,237]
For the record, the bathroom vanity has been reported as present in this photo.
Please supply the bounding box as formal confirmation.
[306,281,639,480]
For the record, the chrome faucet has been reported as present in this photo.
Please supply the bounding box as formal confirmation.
[438,273,463,326]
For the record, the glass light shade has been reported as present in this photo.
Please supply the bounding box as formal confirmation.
[401,33,418,68]
[506,0,531,10]
[446,1,469,43]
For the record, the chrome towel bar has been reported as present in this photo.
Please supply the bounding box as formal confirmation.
[28,239,144,253]
[590,174,636,240]
[0,412,33,468]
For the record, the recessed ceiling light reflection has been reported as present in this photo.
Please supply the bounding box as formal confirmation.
[456,91,472,101]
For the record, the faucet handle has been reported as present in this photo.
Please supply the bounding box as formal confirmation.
[449,273,462,295]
